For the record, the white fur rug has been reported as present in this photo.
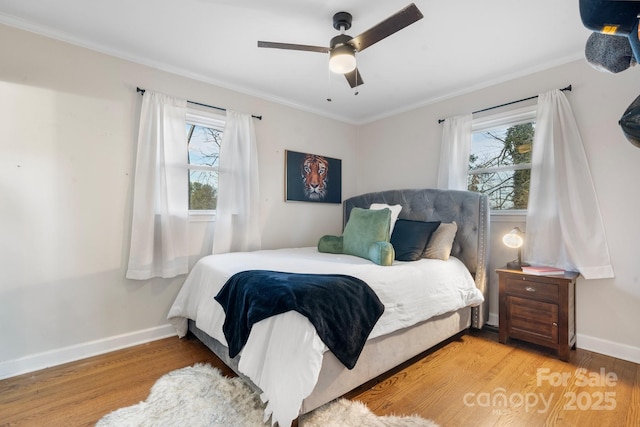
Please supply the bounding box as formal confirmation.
[96,363,439,427]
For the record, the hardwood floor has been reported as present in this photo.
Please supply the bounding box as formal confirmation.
[1,329,638,426]
[0,336,233,427]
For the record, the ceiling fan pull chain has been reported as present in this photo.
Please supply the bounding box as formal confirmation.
[354,52,359,96]
[326,63,332,102]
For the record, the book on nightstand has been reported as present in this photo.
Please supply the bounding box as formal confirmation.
[520,265,565,276]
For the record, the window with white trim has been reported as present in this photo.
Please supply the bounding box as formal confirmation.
[186,109,225,216]
[468,106,536,211]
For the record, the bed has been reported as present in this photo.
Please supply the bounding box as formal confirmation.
[168,188,490,426]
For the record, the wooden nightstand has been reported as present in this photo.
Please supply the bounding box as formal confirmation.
[497,268,579,361]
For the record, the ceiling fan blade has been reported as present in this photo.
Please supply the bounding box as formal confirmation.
[349,3,423,52]
[344,68,364,88]
[257,41,330,53]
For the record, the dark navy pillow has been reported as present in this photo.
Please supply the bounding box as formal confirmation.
[390,220,441,261]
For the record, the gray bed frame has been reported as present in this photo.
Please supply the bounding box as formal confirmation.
[188,188,490,421]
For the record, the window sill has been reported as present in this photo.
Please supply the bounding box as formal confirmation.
[189,210,216,222]
[490,210,527,222]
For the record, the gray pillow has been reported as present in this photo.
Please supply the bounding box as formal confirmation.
[422,222,457,260]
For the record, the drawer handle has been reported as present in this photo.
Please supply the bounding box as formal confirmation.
[525,286,536,292]
[552,322,558,327]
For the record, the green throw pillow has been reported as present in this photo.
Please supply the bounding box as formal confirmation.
[367,241,395,266]
[318,235,343,253]
[343,207,394,266]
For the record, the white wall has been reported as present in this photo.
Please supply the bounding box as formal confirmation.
[0,23,357,377]
[357,59,640,363]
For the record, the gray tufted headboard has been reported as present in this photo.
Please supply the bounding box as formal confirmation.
[343,188,490,328]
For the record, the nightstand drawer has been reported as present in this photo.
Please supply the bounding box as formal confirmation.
[505,278,558,302]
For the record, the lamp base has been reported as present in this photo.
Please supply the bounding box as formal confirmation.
[506,261,530,270]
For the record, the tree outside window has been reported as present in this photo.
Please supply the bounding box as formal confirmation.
[468,108,535,210]
[186,110,224,212]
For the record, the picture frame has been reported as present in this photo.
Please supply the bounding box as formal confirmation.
[285,150,342,203]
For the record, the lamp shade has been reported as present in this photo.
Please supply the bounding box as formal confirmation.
[502,231,524,249]
[329,45,356,74]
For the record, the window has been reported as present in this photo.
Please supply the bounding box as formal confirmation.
[467,106,536,211]
[186,109,225,215]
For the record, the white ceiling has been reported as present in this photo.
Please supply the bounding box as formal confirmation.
[0,0,591,124]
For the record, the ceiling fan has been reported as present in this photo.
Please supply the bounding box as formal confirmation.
[257,3,424,89]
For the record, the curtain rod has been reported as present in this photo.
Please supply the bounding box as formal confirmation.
[136,87,263,120]
[437,85,572,124]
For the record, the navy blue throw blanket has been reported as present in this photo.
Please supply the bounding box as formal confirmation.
[214,270,385,369]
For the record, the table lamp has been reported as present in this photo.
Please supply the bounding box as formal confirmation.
[503,227,529,270]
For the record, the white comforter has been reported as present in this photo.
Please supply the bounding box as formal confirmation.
[168,247,483,426]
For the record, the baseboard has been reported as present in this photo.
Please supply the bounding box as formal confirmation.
[486,312,499,328]
[0,324,177,380]
[576,333,640,364]
[482,315,639,364]
[3,326,636,381]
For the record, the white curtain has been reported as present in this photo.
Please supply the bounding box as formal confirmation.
[212,110,261,254]
[525,89,614,279]
[437,114,472,190]
[126,91,188,280]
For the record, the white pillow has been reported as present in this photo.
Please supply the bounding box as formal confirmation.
[369,203,402,235]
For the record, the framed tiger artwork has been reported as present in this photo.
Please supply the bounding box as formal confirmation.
[285,150,342,203]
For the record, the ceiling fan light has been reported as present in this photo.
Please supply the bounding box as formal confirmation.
[329,45,356,74]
